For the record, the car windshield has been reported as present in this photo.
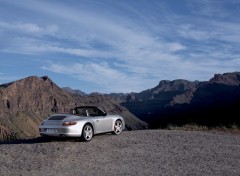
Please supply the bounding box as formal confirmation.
[75,107,106,117]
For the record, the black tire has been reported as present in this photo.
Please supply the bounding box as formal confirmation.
[81,124,93,142]
[113,120,123,135]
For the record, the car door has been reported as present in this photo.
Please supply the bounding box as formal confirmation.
[88,107,113,133]
[93,116,113,133]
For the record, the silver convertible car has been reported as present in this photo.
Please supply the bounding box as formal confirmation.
[39,106,125,141]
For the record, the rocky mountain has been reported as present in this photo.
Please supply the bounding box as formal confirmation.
[0,76,147,141]
[128,79,197,101]
[62,87,87,96]
[209,72,240,85]
[1,72,239,141]
[121,79,198,123]
[104,93,129,103]
[121,72,240,128]
[105,79,198,104]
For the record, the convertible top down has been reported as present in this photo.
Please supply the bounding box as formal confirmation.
[39,106,125,141]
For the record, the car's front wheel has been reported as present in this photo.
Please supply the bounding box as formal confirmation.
[113,120,123,135]
[82,124,93,142]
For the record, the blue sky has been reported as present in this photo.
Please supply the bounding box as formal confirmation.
[0,0,240,93]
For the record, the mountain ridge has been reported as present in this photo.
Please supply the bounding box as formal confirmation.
[1,71,240,141]
[120,72,240,127]
[0,76,147,141]
[62,87,87,96]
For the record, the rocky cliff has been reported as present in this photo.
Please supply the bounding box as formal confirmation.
[121,79,198,123]
[0,76,147,141]
[121,72,240,128]
[1,72,239,140]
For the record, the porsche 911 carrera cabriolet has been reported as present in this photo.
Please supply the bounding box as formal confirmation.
[39,106,125,141]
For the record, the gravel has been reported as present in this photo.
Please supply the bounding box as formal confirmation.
[0,130,240,176]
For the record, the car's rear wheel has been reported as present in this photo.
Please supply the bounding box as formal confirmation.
[82,124,93,142]
[113,120,123,135]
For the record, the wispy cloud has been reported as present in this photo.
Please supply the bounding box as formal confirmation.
[0,0,240,92]
[41,52,240,93]
[41,61,153,93]
[187,0,231,18]
[177,21,240,43]
[178,24,213,41]
[0,21,58,36]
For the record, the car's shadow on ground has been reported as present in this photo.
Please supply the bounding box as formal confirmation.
[0,133,115,145]
[0,137,81,145]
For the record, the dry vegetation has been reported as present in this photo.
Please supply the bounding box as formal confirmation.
[166,123,240,134]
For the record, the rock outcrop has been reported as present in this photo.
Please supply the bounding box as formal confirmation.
[120,72,240,128]
[0,76,147,141]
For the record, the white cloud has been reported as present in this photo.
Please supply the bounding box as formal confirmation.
[41,52,240,93]
[0,1,186,57]
[188,0,230,18]
[178,21,240,43]
[42,62,153,93]
[20,44,114,58]
[0,21,58,36]
[1,0,240,92]
[178,24,212,40]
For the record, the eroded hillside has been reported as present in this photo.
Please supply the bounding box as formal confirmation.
[0,76,147,141]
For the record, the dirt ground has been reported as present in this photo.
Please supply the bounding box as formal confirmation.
[0,130,239,176]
